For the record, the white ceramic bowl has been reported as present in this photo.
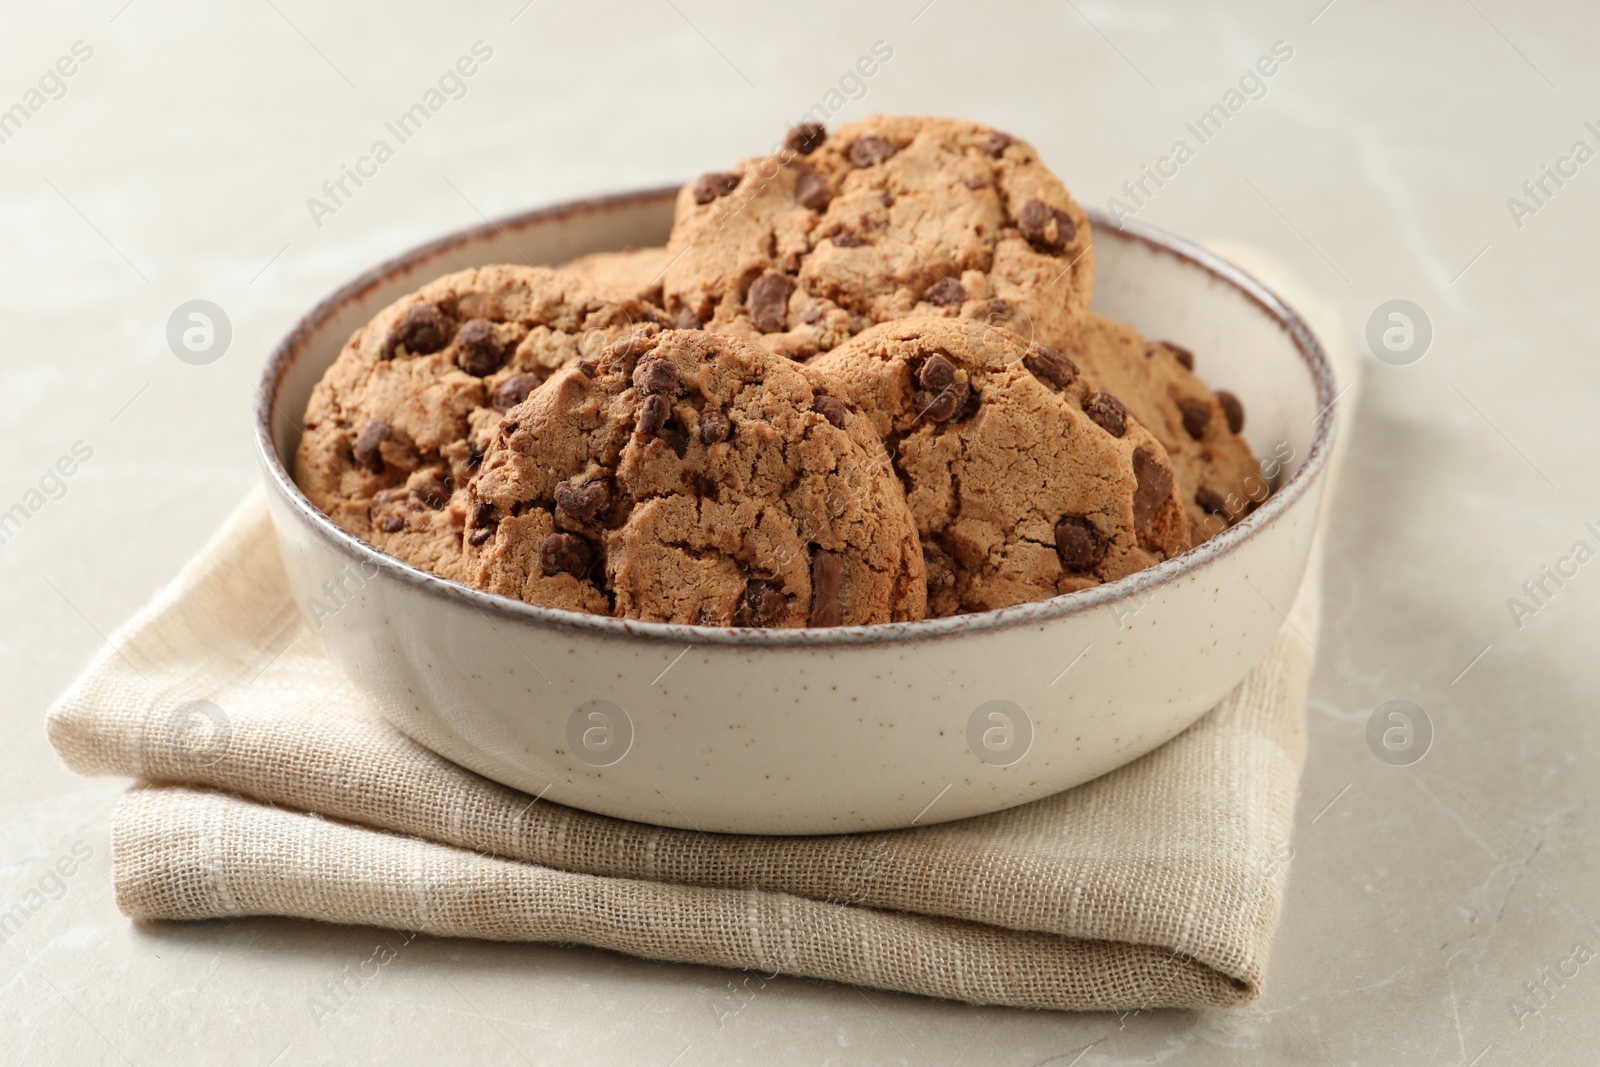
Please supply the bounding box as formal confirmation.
[256,190,1334,834]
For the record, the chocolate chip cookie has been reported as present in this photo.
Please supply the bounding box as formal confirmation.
[809,317,1189,615]
[463,327,926,626]
[663,115,1094,360]
[294,265,664,580]
[1067,314,1264,544]
[556,246,669,304]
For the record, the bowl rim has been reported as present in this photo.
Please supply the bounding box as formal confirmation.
[255,187,1337,649]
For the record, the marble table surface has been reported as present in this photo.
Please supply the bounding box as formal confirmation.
[4,1,1597,1062]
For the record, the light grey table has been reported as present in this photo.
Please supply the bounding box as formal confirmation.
[4,1,1596,1063]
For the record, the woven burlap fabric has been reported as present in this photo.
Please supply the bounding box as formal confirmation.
[46,247,1346,1013]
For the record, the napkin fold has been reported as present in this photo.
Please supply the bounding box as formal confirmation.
[47,245,1350,1012]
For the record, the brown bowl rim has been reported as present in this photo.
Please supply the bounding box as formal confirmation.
[254,188,1337,648]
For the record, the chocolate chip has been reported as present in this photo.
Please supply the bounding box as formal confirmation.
[1083,391,1128,437]
[922,543,957,591]
[414,472,452,509]
[1016,199,1077,253]
[665,427,690,458]
[553,479,610,523]
[672,307,703,331]
[917,383,968,423]
[491,374,539,412]
[539,532,593,579]
[915,389,951,419]
[352,419,391,473]
[639,357,679,396]
[787,122,826,155]
[389,303,449,356]
[1216,390,1245,434]
[695,474,717,498]
[467,499,495,546]
[924,277,967,307]
[848,135,896,168]
[700,408,731,445]
[814,395,849,428]
[1131,448,1175,528]
[453,318,505,377]
[1196,487,1229,515]
[1157,341,1194,371]
[1055,517,1107,572]
[693,171,740,205]
[918,353,958,392]
[981,131,1012,157]
[985,297,1009,319]
[733,579,788,627]
[746,271,792,334]
[1022,344,1079,390]
[371,488,409,533]
[794,166,834,211]
[636,393,671,439]
[1178,398,1211,440]
[826,229,868,248]
[809,551,845,627]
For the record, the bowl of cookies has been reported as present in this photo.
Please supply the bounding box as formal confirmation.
[257,116,1334,834]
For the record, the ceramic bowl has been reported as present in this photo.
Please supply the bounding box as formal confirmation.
[256,189,1335,835]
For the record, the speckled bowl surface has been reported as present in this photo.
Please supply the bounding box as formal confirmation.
[256,189,1334,834]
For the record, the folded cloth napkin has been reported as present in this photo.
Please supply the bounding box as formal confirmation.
[46,246,1350,1013]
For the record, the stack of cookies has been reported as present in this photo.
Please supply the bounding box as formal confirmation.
[295,116,1264,628]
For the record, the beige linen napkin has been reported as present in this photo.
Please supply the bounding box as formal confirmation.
[47,247,1350,1013]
